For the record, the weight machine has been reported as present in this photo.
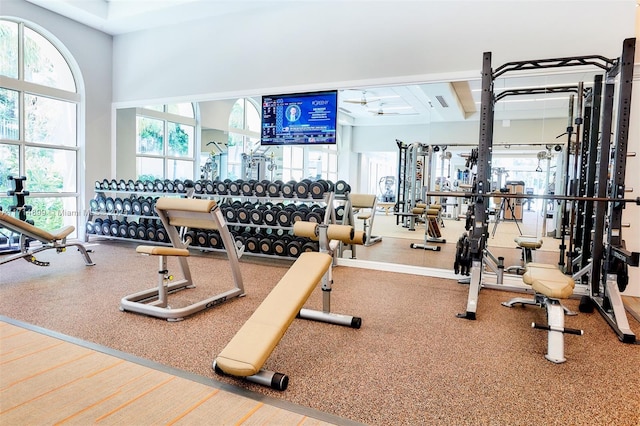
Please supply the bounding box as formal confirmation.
[441,38,638,344]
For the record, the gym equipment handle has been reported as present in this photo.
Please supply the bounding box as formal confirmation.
[532,322,584,336]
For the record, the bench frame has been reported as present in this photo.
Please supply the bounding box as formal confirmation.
[213,222,362,390]
[502,264,582,363]
[0,211,94,267]
[120,198,244,321]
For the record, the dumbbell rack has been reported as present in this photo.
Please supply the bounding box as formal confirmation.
[85,179,193,245]
[86,177,353,261]
[1,176,33,254]
[194,187,336,259]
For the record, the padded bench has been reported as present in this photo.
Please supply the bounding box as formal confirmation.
[502,263,581,363]
[523,262,574,299]
[214,252,333,390]
[0,210,94,267]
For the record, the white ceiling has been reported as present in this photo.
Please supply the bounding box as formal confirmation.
[24,0,613,126]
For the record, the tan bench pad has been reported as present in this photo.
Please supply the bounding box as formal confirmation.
[523,264,574,299]
[514,235,543,249]
[0,211,74,242]
[136,245,190,257]
[215,252,332,377]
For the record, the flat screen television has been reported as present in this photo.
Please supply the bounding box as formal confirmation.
[261,90,338,146]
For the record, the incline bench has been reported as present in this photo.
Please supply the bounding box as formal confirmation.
[349,193,382,246]
[0,210,94,267]
[213,221,365,390]
[120,197,244,321]
[502,263,583,363]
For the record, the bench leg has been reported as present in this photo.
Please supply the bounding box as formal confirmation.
[543,299,566,364]
[213,360,289,391]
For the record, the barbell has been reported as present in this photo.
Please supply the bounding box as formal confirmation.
[424,191,639,205]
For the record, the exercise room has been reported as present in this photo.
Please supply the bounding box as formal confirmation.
[1,1,639,425]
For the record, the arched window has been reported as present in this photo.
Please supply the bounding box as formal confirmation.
[0,18,81,233]
[135,103,196,181]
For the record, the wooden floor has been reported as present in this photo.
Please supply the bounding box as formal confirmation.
[0,319,353,426]
[623,296,640,323]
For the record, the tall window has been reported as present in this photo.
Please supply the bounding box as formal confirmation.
[135,103,196,181]
[281,145,338,183]
[0,19,81,232]
[227,98,260,180]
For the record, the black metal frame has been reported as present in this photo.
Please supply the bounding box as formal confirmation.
[469,38,637,343]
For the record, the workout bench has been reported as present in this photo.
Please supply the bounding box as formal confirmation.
[505,235,543,274]
[120,197,244,321]
[213,221,364,390]
[349,193,382,246]
[0,210,94,267]
[409,203,444,251]
[502,263,582,363]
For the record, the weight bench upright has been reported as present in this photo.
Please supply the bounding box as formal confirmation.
[213,221,364,390]
[0,210,94,267]
[502,263,583,363]
[120,197,244,321]
[349,193,382,246]
[505,235,543,274]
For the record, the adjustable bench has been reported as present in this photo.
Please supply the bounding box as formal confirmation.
[506,235,543,274]
[213,222,363,390]
[0,210,94,267]
[502,263,582,363]
[120,197,244,321]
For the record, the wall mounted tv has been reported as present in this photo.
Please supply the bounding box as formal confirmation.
[261,90,338,146]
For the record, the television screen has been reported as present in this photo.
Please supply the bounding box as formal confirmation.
[261,90,338,146]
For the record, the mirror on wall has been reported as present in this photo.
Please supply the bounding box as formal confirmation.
[113,69,598,273]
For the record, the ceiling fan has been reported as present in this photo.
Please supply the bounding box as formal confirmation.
[343,91,380,106]
[368,103,418,116]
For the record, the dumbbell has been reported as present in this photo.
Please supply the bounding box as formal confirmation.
[305,210,323,223]
[334,180,351,194]
[101,219,112,236]
[153,179,164,192]
[174,179,187,193]
[126,179,136,191]
[109,220,121,237]
[118,221,129,238]
[114,197,124,213]
[118,179,127,191]
[135,223,148,240]
[93,218,103,235]
[155,227,169,243]
[286,240,303,258]
[281,180,296,198]
[105,197,116,213]
[135,180,146,192]
[227,179,241,195]
[127,222,138,239]
[272,239,287,256]
[259,236,274,255]
[144,180,156,192]
[207,231,222,249]
[140,198,154,216]
[194,180,205,194]
[222,206,237,223]
[195,230,209,247]
[101,179,110,190]
[241,180,254,196]
[276,209,291,227]
[94,181,102,191]
[109,179,119,190]
[335,205,346,221]
[302,241,319,253]
[215,180,229,195]
[245,235,260,253]
[204,180,215,194]
[263,208,278,226]
[85,221,95,234]
[89,198,99,212]
[309,181,326,199]
[267,181,281,197]
[295,180,310,198]
[249,208,263,225]
[164,179,175,193]
[254,180,268,197]
[291,209,306,224]
[131,198,142,216]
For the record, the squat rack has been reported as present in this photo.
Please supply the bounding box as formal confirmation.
[458,38,637,343]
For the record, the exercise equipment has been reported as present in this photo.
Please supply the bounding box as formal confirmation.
[442,39,639,346]
[0,210,95,267]
[120,197,245,321]
[213,221,364,390]
[409,203,445,251]
[502,263,582,363]
[347,193,382,246]
[505,235,543,274]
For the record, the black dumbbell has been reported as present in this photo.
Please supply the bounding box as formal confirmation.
[196,230,209,247]
[309,181,325,199]
[208,231,222,248]
[287,240,303,257]
[127,222,138,238]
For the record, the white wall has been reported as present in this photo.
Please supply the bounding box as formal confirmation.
[351,118,568,152]
[3,0,113,215]
[111,1,636,104]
